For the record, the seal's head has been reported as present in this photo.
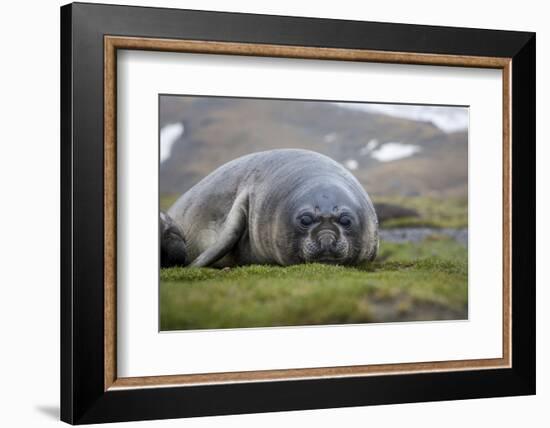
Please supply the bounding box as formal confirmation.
[275,182,378,266]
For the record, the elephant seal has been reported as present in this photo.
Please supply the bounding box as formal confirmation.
[165,149,378,268]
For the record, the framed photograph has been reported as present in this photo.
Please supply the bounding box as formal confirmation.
[60,2,535,424]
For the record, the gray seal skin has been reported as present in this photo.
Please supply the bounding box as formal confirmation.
[167,149,378,268]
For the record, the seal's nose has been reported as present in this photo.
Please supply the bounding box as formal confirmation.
[318,230,337,252]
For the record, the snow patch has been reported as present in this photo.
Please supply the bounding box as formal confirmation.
[324,132,338,143]
[371,142,421,162]
[160,123,184,163]
[344,159,359,170]
[336,103,468,133]
[359,139,379,156]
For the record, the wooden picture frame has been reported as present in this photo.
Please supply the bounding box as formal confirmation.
[61,2,535,424]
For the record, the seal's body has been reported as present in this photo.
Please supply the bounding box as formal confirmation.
[166,149,378,268]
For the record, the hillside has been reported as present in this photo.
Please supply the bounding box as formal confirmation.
[159,96,468,198]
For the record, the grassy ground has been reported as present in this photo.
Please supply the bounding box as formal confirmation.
[160,236,468,331]
[371,195,468,229]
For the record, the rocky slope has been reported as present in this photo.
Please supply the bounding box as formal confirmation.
[159,96,468,198]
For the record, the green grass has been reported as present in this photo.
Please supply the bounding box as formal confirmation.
[372,195,468,229]
[160,193,179,212]
[160,237,468,331]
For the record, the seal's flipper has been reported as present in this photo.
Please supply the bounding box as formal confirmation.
[190,192,248,267]
[160,211,188,267]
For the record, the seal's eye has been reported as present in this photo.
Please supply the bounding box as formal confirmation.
[299,214,314,227]
[338,215,352,227]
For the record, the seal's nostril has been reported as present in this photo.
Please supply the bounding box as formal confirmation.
[320,238,333,250]
[318,231,336,252]
[318,229,336,239]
